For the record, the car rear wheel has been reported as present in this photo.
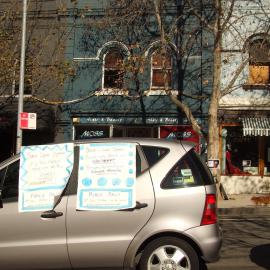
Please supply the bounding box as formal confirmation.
[139,237,200,270]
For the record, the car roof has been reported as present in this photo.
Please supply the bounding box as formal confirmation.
[74,138,195,153]
[0,138,195,167]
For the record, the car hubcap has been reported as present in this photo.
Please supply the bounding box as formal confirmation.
[147,245,191,270]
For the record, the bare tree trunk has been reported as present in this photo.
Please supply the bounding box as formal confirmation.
[207,0,223,199]
[207,0,221,161]
[152,0,203,136]
[208,52,221,196]
[207,46,221,161]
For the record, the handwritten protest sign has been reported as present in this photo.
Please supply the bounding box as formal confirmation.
[77,143,136,210]
[19,143,74,212]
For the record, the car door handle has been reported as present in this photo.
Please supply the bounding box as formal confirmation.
[119,201,148,211]
[135,201,148,209]
[41,210,63,219]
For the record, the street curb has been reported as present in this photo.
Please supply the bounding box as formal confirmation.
[218,207,270,216]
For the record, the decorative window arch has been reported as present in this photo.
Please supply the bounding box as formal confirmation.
[151,49,173,88]
[103,49,124,89]
[246,34,270,85]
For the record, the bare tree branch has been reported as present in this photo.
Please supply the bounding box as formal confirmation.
[186,0,215,32]
[220,57,249,97]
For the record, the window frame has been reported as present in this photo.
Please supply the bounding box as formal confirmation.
[102,49,126,94]
[244,37,270,88]
[151,50,173,89]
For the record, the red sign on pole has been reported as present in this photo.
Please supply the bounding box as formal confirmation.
[20,112,37,130]
[160,125,201,152]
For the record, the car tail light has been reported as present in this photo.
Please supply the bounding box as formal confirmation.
[201,194,217,226]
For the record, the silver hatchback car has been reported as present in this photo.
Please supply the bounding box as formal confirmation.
[0,138,221,270]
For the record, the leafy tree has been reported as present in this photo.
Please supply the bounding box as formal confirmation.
[0,0,75,111]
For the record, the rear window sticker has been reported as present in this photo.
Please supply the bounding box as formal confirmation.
[181,169,192,176]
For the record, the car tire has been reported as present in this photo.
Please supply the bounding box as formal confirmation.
[139,237,200,270]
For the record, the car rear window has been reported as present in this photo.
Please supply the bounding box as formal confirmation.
[141,146,169,167]
[161,150,214,189]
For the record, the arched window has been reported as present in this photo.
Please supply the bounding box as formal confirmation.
[151,51,172,88]
[248,38,270,85]
[104,49,124,89]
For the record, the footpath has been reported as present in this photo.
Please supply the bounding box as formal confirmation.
[217,193,270,216]
[212,194,270,269]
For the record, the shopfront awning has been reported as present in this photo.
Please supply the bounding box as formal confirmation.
[242,117,270,136]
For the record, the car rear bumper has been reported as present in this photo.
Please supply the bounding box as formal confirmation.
[185,223,222,262]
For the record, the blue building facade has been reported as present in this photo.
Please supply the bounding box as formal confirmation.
[56,0,214,152]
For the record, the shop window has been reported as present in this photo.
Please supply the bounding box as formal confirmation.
[112,126,158,138]
[248,38,270,85]
[264,139,270,176]
[151,51,172,88]
[126,127,156,137]
[221,126,259,176]
[112,126,125,137]
[104,49,124,89]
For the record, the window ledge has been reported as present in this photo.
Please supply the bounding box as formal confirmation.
[95,89,128,96]
[144,89,178,96]
[243,84,270,90]
[0,94,32,98]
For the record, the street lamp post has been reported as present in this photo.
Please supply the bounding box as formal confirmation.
[16,0,27,154]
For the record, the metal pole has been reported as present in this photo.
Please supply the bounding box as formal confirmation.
[16,0,27,154]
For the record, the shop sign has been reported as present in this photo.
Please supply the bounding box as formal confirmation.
[20,112,36,130]
[79,116,181,125]
[76,116,203,126]
[74,125,110,140]
[160,125,200,152]
[146,117,179,125]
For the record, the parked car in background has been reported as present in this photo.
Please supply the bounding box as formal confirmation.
[0,138,222,270]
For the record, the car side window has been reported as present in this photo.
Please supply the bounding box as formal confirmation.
[141,146,169,167]
[136,149,142,176]
[136,147,149,176]
[2,161,20,200]
[161,150,204,189]
[0,167,7,183]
